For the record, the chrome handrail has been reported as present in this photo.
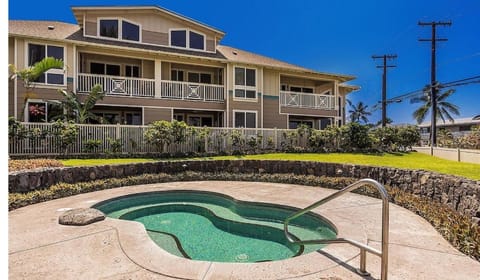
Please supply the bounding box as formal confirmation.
[284,178,389,280]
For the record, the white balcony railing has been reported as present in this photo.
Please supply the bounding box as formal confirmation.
[160,80,225,102]
[77,73,155,97]
[280,91,336,110]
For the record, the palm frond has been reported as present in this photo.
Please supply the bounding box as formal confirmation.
[413,105,429,124]
[410,95,428,104]
[30,57,64,80]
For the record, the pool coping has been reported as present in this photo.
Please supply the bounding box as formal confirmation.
[9,181,480,279]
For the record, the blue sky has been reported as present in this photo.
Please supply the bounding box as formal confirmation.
[8,0,480,124]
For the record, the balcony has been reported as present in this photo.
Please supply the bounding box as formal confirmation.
[160,80,225,103]
[280,91,336,110]
[78,73,155,97]
[77,74,225,102]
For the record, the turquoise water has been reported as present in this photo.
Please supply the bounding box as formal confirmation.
[93,190,337,262]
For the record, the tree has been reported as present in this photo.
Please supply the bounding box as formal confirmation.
[58,84,105,124]
[347,100,371,124]
[9,57,64,119]
[410,88,460,124]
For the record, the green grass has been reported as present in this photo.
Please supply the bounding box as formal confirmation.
[209,152,480,180]
[60,152,479,180]
[61,158,159,167]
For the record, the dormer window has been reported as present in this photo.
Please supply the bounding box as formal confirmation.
[99,19,118,39]
[98,18,140,42]
[122,20,140,41]
[171,30,187,48]
[170,29,205,51]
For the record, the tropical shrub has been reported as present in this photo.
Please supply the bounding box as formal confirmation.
[51,120,79,154]
[83,139,102,153]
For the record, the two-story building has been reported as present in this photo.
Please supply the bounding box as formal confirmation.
[9,5,358,129]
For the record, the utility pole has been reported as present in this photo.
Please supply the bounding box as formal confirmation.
[418,20,452,146]
[372,54,397,127]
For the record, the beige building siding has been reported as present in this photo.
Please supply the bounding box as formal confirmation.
[161,62,170,80]
[206,39,215,52]
[263,96,286,129]
[142,30,168,45]
[9,37,15,64]
[142,60,155,79]
[280,107,337,117]
[9,80,15,117]
[83,10,217,50]
[15,38,25,69]
[263,69,280,96]
[85,21,96,36]
[143,107,172,124]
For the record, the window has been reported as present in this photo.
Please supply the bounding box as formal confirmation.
[27,43,64,85]
[173,114,184,122]
[170,29,205,51]
[234,111,256,128]
[187,72,212,84]
[26,101,63,122]
[200,73,211,84]
[98,19,140,42]
[234,67,256,99]
[171,30,187,48]
[125,112,142,125]
[122,21,140,41]
[90,62,120,76]
[99,19,118,39]
[290,86,314,93]
[125,65,140,78]
[189,31,204,50]
[289,120,314,129]
[171,70,184,81]
[187,116,213,127]
[188,72,200,83]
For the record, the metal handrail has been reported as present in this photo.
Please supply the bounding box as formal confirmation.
[284,178,389,280]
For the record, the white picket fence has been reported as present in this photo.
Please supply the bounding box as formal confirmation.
[9,123,302,156]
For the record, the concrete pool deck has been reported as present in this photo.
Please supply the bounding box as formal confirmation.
[9,181,480,279]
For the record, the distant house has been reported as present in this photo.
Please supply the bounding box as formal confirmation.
[418,116,480,138]
[8,5,358,129]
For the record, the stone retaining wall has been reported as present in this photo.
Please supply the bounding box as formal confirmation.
[9,160,480,220]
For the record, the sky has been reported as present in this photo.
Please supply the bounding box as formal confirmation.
[7,0,480,125]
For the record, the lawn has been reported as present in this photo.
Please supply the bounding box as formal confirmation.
[210,152,480,180]
[61,158,159,167]
[56,152,479,180]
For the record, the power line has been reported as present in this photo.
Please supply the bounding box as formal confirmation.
[369,74,480,113]
[372,54,397,127]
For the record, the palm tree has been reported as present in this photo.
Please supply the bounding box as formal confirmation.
[58,84,105,124]
[410,88,460,124]
[9,57,64,118]
[347,100,371,124]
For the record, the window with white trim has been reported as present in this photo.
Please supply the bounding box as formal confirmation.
[290,86,314,93]
[234,111,257,128]
[27,43,65,85]
[170,29,205,51]
[98,19,140,42]
[26,101,63,123]
[234,67,256,99]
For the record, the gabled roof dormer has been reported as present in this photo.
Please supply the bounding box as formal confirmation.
[71,5,225,53]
